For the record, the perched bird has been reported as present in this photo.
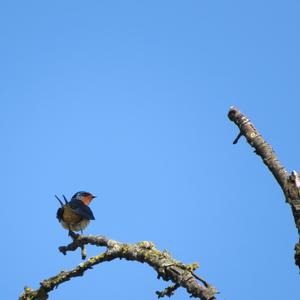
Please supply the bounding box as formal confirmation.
[56,191,96,234]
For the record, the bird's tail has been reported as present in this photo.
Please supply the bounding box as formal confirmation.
[55,195,64,207]
[62,195,68,204]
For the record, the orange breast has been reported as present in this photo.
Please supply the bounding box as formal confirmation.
[82,195,93,206]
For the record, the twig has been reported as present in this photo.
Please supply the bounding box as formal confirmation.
[232,132,243,144]
[192,272,210,288]
[156,283,180,298]
[67,230,87,259]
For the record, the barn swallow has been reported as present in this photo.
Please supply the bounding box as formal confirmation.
[56,191,96,235]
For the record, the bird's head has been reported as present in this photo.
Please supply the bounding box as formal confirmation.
[72,191,96,206]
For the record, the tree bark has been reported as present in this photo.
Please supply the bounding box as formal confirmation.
[228,106,300,268]
[19,235,217,300]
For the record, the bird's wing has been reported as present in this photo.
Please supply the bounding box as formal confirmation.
[69,199,95,220]
[56,207,63,221]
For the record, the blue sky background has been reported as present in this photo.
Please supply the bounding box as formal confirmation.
[1,1,300,299]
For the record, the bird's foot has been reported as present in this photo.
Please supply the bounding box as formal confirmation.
[68,230,80,240]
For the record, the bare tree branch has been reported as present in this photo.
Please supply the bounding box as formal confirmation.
[228,106,300,268]
[19,235,218,300]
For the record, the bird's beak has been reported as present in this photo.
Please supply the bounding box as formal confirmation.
[92,195,97,199]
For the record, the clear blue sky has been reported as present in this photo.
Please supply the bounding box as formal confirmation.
[1,1,300,299]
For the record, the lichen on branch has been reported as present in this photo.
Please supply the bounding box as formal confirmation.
[19,235,218,300]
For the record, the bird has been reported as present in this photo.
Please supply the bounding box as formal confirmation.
[56,191,96,235]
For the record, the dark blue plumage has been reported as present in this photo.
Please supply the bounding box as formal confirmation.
[56,207,63,221]
[68,199,95,220]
